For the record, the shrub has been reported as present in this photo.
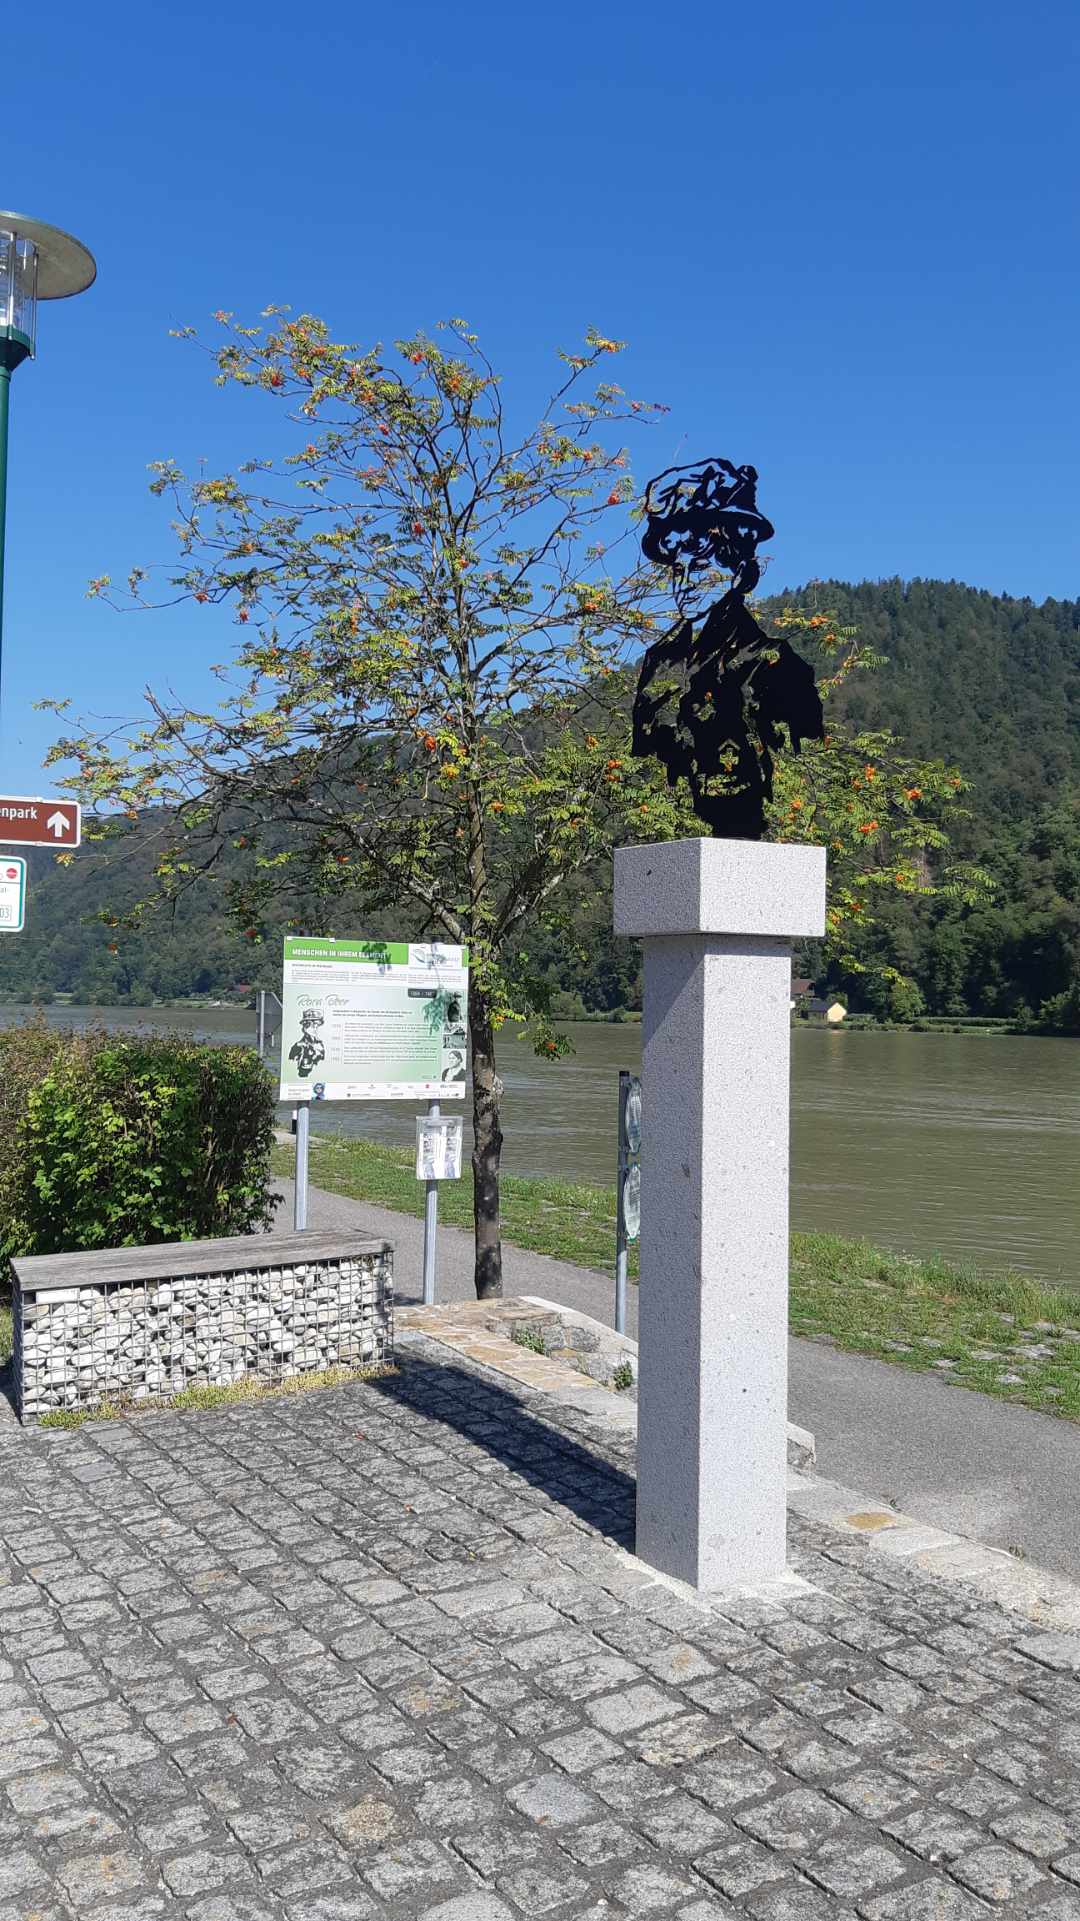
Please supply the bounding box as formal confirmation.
[0,1022,279,1272]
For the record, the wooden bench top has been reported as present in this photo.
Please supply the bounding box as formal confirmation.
[13,1231,393,1294]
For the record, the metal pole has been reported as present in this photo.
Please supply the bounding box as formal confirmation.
[0,363,11,701]
[256,989,265,1058]
[422,1097,440,1305]
[615,1070,628,1334]
[294,1101,310,1231]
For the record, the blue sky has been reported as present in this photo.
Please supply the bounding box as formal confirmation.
[1,0,1077,790]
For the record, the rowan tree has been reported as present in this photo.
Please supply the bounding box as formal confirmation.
[44,314,982,1295]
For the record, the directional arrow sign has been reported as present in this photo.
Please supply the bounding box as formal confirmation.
[0,859,26,932]
[0,797,81,849]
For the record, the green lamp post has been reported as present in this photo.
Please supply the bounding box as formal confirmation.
[0,213,96,696]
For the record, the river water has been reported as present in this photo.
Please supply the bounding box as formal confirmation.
[3,1006,1077,1285]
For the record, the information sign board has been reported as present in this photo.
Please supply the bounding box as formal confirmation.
[0,858,26,932]
[279,937,468,1102]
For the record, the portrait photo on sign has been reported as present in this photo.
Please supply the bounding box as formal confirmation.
[287,1005,326,1079]
[432,987,469,1087]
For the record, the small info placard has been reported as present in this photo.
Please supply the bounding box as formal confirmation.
[415,1115,464,1182]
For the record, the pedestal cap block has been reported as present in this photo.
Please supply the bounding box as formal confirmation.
[614,836,826,939]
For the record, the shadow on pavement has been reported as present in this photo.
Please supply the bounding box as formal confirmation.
[372,1350,636,1552]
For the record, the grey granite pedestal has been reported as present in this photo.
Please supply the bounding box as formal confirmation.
[615,835,826,1589]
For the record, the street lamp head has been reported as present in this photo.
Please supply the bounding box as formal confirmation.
[0,213,96,373]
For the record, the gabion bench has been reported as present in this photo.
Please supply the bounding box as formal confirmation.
[12,1230,394,1423]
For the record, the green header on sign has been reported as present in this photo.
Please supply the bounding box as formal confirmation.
[284,937,411,964]
[282,936,469,966]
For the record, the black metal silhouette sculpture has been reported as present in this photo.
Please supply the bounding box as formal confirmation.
[632,459,824,839]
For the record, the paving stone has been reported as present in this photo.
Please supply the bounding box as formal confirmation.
[557,1817,641,1867]
[56,1850,149,1908]
[496,1858,590,1913]
[66,1903,171,1921]
[695,1839,796,1900]
[541,1653,641,1700]
[586,1683,678,1733]
[637,1792,730,1854]
[275,1739,373,1797]
[827,1767,916,1821]
[189,1899,285,1921]
[418,1899,514,1921]
[938,1772,1020,1820]
[607,1860,698,1910]
[0,1850,52,1901]
[257,1837,355,1894]
[587,1757,677,1810]
[1034,1895,1080,1921]
[950,1840,1049,1901]
[987,1801,1075,1857]
[882,1806,984,1864]
[801,1836,906,1898]
[451,1821,546,1877]
[362,1836,463,1902]
[682,1748,778,1811]
[283,1893,380,1921]
[506,1769,601,1827]
[34,1801,122,1849]
[323,1793,398,1850]
[630,1711,729,1767]
[7,1766,90,1815]
[736,1787,850,1851]
[161,1849,254,1896]
[539,1725,622,1774]
[742,1891,848,1920]
[862,1878,1005,1918]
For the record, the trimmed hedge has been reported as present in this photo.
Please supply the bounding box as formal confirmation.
[0,1022,279,1271]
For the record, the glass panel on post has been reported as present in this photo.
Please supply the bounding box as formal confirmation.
[12,239,37,354]
[0,230,13,335]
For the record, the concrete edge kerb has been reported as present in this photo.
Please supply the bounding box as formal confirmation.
[401,1309,1080,1638]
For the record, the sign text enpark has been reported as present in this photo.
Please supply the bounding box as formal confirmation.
[0,797,81,848]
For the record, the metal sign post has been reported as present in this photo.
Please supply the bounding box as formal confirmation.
[416,1105,464,1306]
[256,987,282,1060]
[421,1099,440,1305]
[294,1102,310,1231]
[615,1070,641,1334]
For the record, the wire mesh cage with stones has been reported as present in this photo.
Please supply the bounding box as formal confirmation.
[17,1249,393,1421]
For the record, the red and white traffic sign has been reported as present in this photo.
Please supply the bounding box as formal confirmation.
[0,858,26,932]
[0,797,81,849]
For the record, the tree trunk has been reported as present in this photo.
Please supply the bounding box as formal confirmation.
[469,979,503,1299]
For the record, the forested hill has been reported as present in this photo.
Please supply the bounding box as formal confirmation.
[0,579,1077,1024]
[773,579,1080,831]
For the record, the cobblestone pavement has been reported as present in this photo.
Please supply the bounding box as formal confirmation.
[2,1342,1080,1919]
